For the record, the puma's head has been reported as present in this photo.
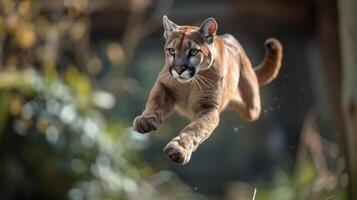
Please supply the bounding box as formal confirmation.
[162,16,217,83]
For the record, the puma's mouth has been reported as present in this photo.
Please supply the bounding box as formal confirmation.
[171,66,196,83]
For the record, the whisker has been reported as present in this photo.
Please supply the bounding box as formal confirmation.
[196,74,215,88]
[201,76,216,87]
[193,77,203,92]
[199,75,212,89]
[196,78,203,92]
[198,74,215,84]
[192,78,198,91]
[196,75,209,89]
[194,75,204,89]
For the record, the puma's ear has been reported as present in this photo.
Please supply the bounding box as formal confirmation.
[163,15,177,38]
[199,18,218,43]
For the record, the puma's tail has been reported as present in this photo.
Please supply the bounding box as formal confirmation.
[254,38,283,86]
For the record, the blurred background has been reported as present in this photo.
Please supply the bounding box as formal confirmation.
[0,0,356,199]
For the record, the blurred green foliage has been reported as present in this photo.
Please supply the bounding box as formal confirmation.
[0,68,200,199]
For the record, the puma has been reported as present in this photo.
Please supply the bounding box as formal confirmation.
[133,16,283,165]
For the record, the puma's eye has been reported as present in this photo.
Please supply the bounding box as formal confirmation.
[167,48,175,56]
[189,49,198,56]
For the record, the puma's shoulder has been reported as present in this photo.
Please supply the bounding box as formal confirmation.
[220,34,243,57]
[221,34,242,47]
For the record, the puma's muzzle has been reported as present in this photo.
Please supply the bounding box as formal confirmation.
[171,65,196,83]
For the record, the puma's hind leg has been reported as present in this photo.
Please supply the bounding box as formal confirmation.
[229,92,261,122]
[229,54,261,122]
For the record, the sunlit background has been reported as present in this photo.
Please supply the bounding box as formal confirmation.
[0,0,355,199]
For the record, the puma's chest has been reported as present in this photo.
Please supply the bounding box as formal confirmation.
[174,89,222,119]
[174,93,200,119]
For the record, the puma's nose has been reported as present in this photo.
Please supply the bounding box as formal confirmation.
[173,66,186,75]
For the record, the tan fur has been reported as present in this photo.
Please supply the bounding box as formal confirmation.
[133,17,283,165]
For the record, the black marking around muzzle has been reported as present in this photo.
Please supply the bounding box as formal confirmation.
[189,67,196,77]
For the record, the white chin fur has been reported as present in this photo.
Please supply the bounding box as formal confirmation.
[171,70,179,78]
[176,77,192,83]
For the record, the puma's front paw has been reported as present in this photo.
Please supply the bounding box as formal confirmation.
[163,137,193,165]
[133,114,162,133]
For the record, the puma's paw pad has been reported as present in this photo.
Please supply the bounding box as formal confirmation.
[163,140,192,165]
[133,114,162,134]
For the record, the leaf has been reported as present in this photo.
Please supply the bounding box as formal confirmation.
[65,66,91,109]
